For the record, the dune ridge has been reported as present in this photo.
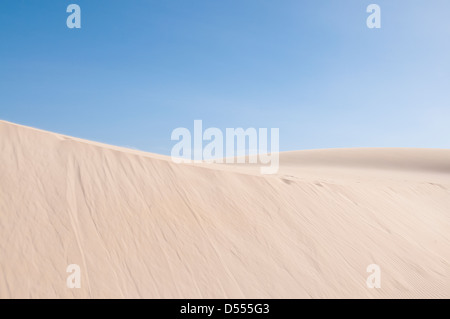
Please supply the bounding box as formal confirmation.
[0,120,449,298]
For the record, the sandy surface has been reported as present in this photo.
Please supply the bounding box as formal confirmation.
[0,120,449,298]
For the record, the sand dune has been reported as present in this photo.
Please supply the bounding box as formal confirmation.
[0,120,449,298]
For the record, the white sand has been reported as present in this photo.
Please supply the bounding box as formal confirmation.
[0,120,449,298]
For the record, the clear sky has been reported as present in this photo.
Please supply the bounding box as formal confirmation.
[1,0,449,154]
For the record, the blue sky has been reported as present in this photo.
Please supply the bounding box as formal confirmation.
[1,0,449,154]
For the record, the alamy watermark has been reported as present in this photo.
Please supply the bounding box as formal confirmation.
[366,264,381,289]
[65,4,380,30]
[66,4,81,29]
[367,4,381,29]
[66,264,81,288]
[170,120,279,174]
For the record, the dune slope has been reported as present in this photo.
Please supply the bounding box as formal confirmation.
[0,120,449,298]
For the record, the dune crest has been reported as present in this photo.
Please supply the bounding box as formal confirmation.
[0,120,449,298]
